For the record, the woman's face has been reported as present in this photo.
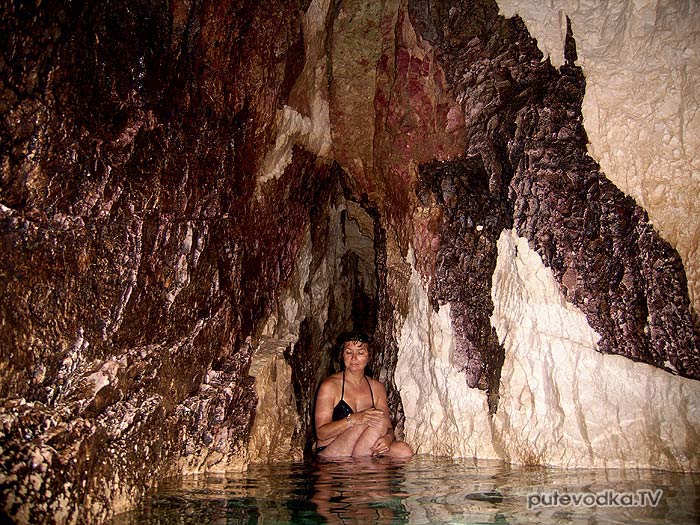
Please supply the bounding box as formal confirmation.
[342,340,369,372]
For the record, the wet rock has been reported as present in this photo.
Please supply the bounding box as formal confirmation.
[409,0,700,386]
[2,0,700,521]
[464,491,503,503]
[1,0,321,522]
[500,0,700,311]
[417,156,509,400]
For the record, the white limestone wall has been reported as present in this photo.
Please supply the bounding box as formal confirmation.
[249,225,325,465]
[491,229,700,471]
[498,0,700,310]
[395,250,498,459]
[396,232,700,471]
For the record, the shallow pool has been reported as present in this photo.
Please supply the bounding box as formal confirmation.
[110,456,700,524]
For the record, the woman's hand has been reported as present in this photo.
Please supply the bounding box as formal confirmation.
[370,434,393,456]
[352,408,385,428]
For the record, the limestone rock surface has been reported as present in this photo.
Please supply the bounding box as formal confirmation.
[1,0,322,521]
[499,0,700,310]
[491,229,700,471]
[2,0,700,522]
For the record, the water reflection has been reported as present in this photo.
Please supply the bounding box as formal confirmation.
[310,457,411,522]
[111,456,700,524]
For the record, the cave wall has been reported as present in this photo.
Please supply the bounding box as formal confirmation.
[490,229,699,470]
[0,0,328,522]
[314,0,700,466]
[2,0,700,522]
[394,0,700,468]
[248,177,382,461]
[499,0,700,311]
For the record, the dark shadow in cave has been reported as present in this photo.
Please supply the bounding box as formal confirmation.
[283,170,396,456]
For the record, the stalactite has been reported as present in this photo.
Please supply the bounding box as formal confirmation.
[2,0,699,522]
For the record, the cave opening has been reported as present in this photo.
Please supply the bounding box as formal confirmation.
[276,170,389,457]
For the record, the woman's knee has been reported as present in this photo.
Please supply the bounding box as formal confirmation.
[350,427,384,457]
[389,441,414,458]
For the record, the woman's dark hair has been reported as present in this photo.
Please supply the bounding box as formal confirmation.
[337,330,372,346]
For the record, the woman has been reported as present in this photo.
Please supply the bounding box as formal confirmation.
[314,332,413,458]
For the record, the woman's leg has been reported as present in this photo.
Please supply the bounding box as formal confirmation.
[386,440,414,458]
[350,422,388,457]
[317,423,367,458]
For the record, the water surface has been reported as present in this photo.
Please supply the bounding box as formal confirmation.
[111,456,700,524]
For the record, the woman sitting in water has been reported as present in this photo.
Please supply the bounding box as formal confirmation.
[314,331,414,458]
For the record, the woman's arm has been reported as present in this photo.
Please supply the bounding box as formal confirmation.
[315,377,385,442]
[369,380,396,454]
[315,378,347,442]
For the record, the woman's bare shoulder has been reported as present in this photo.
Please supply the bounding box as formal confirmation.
[368,376,388,392]
[319,372,343,390]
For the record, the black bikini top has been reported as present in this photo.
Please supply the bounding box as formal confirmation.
[332,370,375,421]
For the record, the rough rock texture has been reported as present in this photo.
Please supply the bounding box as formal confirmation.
[2,0,700,522]
[269,180,385,457]
[0,0,324,522]
[408,0,700,383]
[398,228,700,470]
[490,229,700,470]
[499,0,700,310]
[417,157,509,401]
[393,0,699,469]
[396,260,497,458]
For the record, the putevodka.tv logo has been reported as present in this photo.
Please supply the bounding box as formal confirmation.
[526,489,663,509]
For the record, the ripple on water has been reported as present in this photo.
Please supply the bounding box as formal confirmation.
[110,456,700,524]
